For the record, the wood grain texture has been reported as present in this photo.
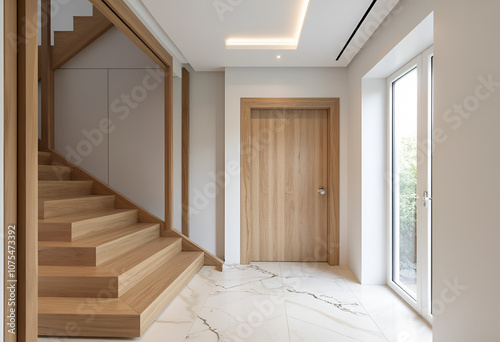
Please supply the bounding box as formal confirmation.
[240,98,340,265]
[38,237,181,298]
[48,149,219,268]
[182,67,190,236]
[248,109,328,261]
[327,99,340,265]
[38,297,140,337]
[51,6,113,70]
[38,151,51,165]
[164,66,174,233]
[88,0,172,69]
[122,252,203,334]
[38,223,160,266]
[165,229,224,271]
[49,149,166,230]
[38,209,138,241]
[17,0,39,339]
[4,0,18,340]
[38,252,202,337]
[39,195,115,219]
[38,180,94,199]
[40,0,54,150]
[38,165,72,181]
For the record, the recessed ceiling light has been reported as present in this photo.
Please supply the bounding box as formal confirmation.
[226,0,310,50]
[277,55,281,59]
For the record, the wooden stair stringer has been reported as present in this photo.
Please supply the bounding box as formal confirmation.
[51,6,114,70]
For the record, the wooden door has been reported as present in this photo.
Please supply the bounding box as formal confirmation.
[248,108,328,261]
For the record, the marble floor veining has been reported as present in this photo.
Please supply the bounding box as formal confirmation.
[38,263,432,342]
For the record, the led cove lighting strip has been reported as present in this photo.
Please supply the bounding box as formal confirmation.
[225,0,310,50]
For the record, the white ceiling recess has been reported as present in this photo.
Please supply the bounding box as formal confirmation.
[131,0,400,71]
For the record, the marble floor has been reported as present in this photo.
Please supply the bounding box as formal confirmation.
[39,263,432,342]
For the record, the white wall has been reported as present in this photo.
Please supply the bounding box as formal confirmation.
[107,69,165,219]
[189,72,225,258]
[348,0,500,338]
[346,0,434,283]
[55,27,170,222]
[224,67,349,265]
[433,0,500,340]
[360,78,387,284]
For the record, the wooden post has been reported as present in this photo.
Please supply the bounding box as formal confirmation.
[164,66,174,233]
[4,1,18,341]
[41,0,54,150]
[17,0,39,339]
[181,68,190,237]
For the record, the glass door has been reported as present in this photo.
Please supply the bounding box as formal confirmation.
[388,47,433,322]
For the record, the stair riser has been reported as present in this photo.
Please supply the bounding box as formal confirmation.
[39,276,118,298]
[38,166,72,181]
[38,225,159,266]
[118,238,182,296]
[38,223,72,242]
[39,210,138,242]
[38,246,96,266]
[39,181,93,199]
[38,314,139,338]
[39,196,115,220]
[39,152,52,165]
[38,239,182,298]
[72,210,138,240]
[96,226,159,266]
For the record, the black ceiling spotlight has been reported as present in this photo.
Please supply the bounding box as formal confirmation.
[336,0,378,61]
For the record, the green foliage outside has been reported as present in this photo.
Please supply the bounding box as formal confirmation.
[398,137,417,278]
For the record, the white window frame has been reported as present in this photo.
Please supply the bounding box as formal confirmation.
[387,46,434,324]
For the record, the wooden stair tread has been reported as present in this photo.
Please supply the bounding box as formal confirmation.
[39,297,136,315]
[39,195,112,203]
[39,237,181,277]
[38,164,70,170]
[122,251,204,313]
[39,195,115,207]
[39,253,203,337]
[38,208,136,224]
[38,223,159,248]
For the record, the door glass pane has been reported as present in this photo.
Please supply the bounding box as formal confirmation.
[392,68,418,299]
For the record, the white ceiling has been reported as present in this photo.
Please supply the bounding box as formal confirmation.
[136,0,400,71]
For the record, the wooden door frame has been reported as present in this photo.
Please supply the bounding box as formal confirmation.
[240,98,340,265]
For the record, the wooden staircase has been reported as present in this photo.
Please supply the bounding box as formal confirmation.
[37,150,213,337]
[39,5,113,79]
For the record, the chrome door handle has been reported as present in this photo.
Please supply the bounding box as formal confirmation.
[318,188,326,196]
[423,191,432,207]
